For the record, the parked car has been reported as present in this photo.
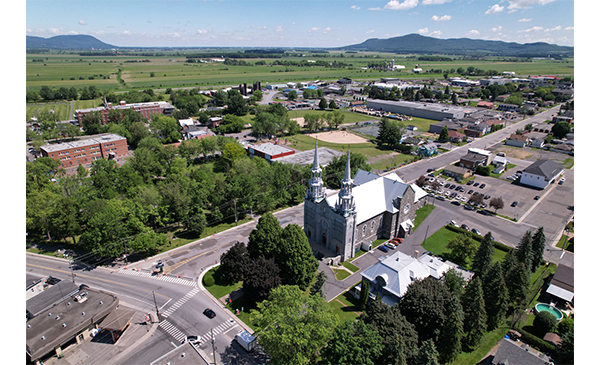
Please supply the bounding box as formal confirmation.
[445,183,451,188]
[472,228,482,236]
[436,196,445,201]
[468,189,474,194]
[534,195,540,200]
[203,308,217,319]
[427,168,434,172]
[474,182,480,187]
[378,245,389,253]
[467,180,474,185]
[385,242,396,249]
[464,205,475,211]
[451,200,461,206]
[450,184,456,189]
[459,187,465,192]
[461,224,469,230]
[484,195,490,199]
[559,177,565,185]
[449,220,458,227]
[461,197,467,202]
[480,183,486,188]
[511,201,518,207]
[450,192,457,198]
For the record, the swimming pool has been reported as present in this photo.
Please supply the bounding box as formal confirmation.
[535,303,564,320]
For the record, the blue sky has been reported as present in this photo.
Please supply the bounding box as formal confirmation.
[25,0,574,48]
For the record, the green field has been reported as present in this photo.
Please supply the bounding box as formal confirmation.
[26,51,574,93]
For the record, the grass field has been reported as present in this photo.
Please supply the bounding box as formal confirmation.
[26,51,574,93]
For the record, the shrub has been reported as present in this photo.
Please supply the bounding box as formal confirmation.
[203,273,215,287]
[556,317,574,337]
[533,311,558,335]
[519,328,557,354]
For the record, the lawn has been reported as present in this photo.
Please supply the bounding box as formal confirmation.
[341,261,360,273]
[327,285,363,323]
[421,226,507,269]
[331,267,352,281]
[414,204,435,230]
[454,324,510,365]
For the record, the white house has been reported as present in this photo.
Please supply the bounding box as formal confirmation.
[519,159,564,189]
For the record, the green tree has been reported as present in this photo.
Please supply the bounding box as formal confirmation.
[461,276,487,351]
[414,339,440,365]
[358,279,370,310]
[439,125,449,141]
[376,117,404,146]
[219,241,249,284]
[516,230,534,273]
[320,320,384,365]
[505,262,530,307]
[81,110,105,135]
[227,89,249,116]
[303,113,321,132]
[184,209,206,236]
[310,271,328,297]
[556,317,574,337]
[319,97,328,110]
[531,226,546,272]
[437,294,464,364]
[251,285,339,365]
[150,114,180,143]
[277,224,318,291]
[551,121,571,139]
[129,230,166,256]
[472,232,495,277]
[247,213,283,259]
[442,268,466,299]
[323,152,371,189]
[482,262,509,330]
[243,256,282,303]
[556,327,574,365]
[447,234,477,267]
[328,99,337,109]
[287,90,298,101]
[533,311,558,336]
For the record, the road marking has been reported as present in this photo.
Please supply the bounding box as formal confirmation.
[163,241,232,275]
[159,320,187,344]
[159,298,172,311]
[117,268,197,287]
[161,288,200,318]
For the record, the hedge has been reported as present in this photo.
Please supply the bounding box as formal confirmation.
[519,328,557,355]
[203,273,215,287]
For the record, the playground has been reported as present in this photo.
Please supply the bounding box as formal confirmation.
[307,130,370,144]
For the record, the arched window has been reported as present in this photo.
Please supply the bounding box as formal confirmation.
[362,225,366,236]
[371,221,375,232]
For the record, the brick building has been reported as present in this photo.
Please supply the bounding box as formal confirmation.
[75,100,175,125]
[40,133,128,169]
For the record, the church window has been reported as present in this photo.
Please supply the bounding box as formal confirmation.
[379,218,383,228]
[371,221,375,232]
[362,226,366,236]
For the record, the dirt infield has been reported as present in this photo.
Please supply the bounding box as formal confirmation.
[307,130,369,144]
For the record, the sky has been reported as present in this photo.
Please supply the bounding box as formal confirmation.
[25,0,575,48]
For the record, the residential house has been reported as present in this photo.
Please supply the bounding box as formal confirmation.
[402,137,423,146]
[552,115,574,124]
[459,151,489,170]
[520,159,564,189]
[447,130,465,143]
[491,155,508,174]
[506,133,530,147]
[551,144,574,154]
[476,101,494,109]
[417,143,438,157]
[178,118,195,129]
[355,251,472,306]
[443,165,471,179]
[491,338,552,365]
[523,131,548,148]
[483,118,506,130]
[181,126,213,140]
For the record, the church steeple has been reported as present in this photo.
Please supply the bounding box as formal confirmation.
[335,150,355,215]
[306,140,325,201]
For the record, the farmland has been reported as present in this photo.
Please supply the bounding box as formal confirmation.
[26,50,574,93]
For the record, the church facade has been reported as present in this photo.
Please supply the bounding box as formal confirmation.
[304,142,427,262]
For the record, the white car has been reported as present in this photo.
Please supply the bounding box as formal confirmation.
[461,197,467,202]
[449,220,458,227]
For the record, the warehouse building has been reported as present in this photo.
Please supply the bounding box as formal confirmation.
[366,99,469,121]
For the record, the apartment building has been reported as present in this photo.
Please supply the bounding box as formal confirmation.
[75,100,175,125]
[39,133,128,169]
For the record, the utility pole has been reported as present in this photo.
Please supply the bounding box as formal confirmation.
[152,291,160,322]
[211,327,216,365]
[234,199,238,225]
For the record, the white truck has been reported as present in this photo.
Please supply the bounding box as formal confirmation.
[235,330,256,352]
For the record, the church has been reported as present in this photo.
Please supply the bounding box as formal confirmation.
[304,141,428,262]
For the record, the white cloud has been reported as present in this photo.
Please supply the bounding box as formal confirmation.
[276,26,283,32]
[544,25,562,32]
[431,15,451,21]
[429,30,442,38]
[524,26,544,32]
[368,7,382,11]
[323,27,331,34]
[564,26,574,31]
[351,5,360,10]
[384,0,418,11]
[120,30,131,36]
[78,20,87,26]
[485,4,504,14]
[197,29,208,34]
[491,26,503,32]
[171,32,181,38]
[68,31,79,35]
[257,26,267,30]
[417,27,429,35]
[367,30,375,34]
[49,28,60,35]
[466,30,480,36]
[422,0,452,4]
[311,27,319,31]
[507,0,556,10]
[518,18,533,22]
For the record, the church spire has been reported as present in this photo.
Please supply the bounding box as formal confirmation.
[306,139,325,201]
[335,150,355,215]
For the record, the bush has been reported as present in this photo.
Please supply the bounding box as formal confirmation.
[556,318,574,337]
[519,328,557,354]
[203,273,215,287]
[533,311,558,335]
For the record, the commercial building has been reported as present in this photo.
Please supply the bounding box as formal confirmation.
[247,143,295,163]
[520,159,564,189]
[75,100,175,125]
[40,133,129,169]
[26,284,120,364]
[367,99,469,121]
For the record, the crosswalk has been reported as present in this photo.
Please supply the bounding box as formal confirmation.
[161,287,200,318]
[117,268,197,287]
[158,318,239,347]
[159,320,187,344]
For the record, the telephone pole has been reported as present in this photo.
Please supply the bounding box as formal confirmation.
[152,291,160,322]
[211,327,216,365]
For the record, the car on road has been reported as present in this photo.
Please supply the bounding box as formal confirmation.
[427,168,434,172]
[46,276,61,285]
[464,204,475,211]
[477,209,491,215]
[203,308,217,319]
[436,196,445,201]
[378,245,389,253]
[184,335,200,344]
[511,201,518,207]
[460,224,469,230]
[472,228,482,236]
[451,200,461,206]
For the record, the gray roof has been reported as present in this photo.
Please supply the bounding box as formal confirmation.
[40,133,126,153]
[26,281,79,318]
[551,264,574,292]
[492,338,550,365]
[26,273,44,290]
[523,159,564,179]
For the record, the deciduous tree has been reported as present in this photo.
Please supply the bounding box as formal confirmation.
[320,320,384,365]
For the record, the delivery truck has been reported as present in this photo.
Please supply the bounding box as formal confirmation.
[235,330,256,352]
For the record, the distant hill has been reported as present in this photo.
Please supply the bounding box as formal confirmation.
[26,35,117,50]
[339,33,574,57]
